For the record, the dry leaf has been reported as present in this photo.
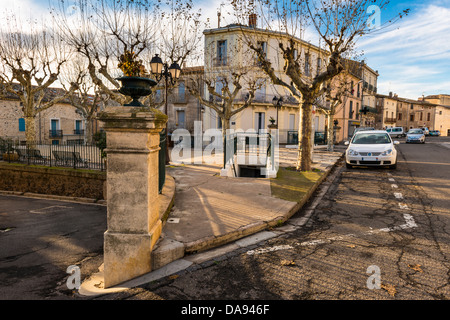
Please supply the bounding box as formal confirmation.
[347,244,356,248]
[168,275,179,280]
[281,259,296,266]
[408,264,423,272]
[381,283,397,297]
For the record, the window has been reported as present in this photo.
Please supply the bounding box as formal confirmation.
[258,41,267,58]
[19,118,25,132]
[75,120,83,135]
[427,113,431,122]
[255,112,265,132]
[420,112,423,121]
[304,53,311,76]
[178,81,186,102]
[217,40,227,66]
[317,58,322,74]
[398,113,402,121]
[410,114,414,121]
[176,110,186,128]
[349,101,353,119]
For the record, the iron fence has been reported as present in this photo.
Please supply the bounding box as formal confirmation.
[159,129,166,194]
[0,139,106,171]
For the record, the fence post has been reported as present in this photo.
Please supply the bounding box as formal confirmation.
[159,128,166,194]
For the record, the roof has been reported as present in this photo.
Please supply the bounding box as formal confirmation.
[0,83,79,105]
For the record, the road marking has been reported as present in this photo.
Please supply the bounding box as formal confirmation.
[247,244,294,256]
[399,203,409,210]
[30,205,73,214]
[394,192,403,199]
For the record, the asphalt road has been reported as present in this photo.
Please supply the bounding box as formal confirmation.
[0,196,106,299]
[1,136,449,304]
[119,137,450,302]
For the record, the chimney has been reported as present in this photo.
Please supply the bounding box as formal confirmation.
[249,13,257,28]
[389,92,393,98]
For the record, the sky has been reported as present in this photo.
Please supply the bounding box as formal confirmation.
[1,0,449,100]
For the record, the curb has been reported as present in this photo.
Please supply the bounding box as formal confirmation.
[79,151,345,297]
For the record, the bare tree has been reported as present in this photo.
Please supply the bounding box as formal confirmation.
[232,0,409,171]
[187,67,261,167]
[53,0,205,107]
[0,16,78,143]
[60,57,105,144]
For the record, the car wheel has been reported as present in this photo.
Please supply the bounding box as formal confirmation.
[346,163,353,169]
[389,163,397,170]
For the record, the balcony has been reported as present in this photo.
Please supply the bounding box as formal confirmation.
[384,118,397,124]
[213,56,228,67]
[49,130,63,138]
[73,129,85,135]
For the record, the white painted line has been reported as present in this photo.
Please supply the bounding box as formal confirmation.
[298,214,417,247]
[246,244,294,256]
[399,203,409,210]
[394,193,403,199]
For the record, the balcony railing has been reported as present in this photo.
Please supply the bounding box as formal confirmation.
[49,130,63,138]
[384,118,397,124]
[73,129,85,135]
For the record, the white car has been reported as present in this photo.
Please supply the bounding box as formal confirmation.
[345,130,400,169]
[406,129,426,144]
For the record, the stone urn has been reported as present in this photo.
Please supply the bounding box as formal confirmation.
[116,76,157,107]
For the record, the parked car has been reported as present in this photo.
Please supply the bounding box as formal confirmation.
[345,130,399,169]
[429,130,441,136]
[349,127,375,138]
[386,127,406,138]
[420,127,430,136]
[406,129,426,144]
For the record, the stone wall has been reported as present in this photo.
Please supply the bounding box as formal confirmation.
[0,162,106,200]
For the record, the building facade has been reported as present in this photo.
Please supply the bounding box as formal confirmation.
[0,95,87,145]
[202,18,330,145]
[376,93,398,129]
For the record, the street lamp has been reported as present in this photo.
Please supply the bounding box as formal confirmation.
[272,96,283,128]
[150,54,182,164]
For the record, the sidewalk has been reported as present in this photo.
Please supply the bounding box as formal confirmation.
[79,145,345,297]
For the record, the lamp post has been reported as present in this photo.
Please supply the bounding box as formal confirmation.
[150,54,182,164]
[272,96,283,128]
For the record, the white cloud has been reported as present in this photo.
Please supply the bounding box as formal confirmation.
[0,0,53,31]
[356,3,450,98]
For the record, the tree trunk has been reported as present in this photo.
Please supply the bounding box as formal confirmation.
[85,117,93,145]
[327,113,335,152]
[222,117,231,169]
[24,115,36,144]
[296,102,313,172]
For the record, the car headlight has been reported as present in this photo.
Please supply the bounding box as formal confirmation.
[348,149,359,156]
[381,149,393,156]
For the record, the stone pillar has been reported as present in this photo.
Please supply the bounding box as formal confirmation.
[98,106,168,288]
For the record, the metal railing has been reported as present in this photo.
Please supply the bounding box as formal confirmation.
[49,130,63,138]
[159,129,166,194]
[0,139,105,171]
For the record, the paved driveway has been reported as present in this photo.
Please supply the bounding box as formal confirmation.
[0,195,106,299]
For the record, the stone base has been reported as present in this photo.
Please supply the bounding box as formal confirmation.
[104,230,157,288]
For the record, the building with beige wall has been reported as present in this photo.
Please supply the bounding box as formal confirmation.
[376,93,398,129]
[396,97,437,132]
[202,18,330,145]
[1,91,88,144]
[421,94,450,136]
